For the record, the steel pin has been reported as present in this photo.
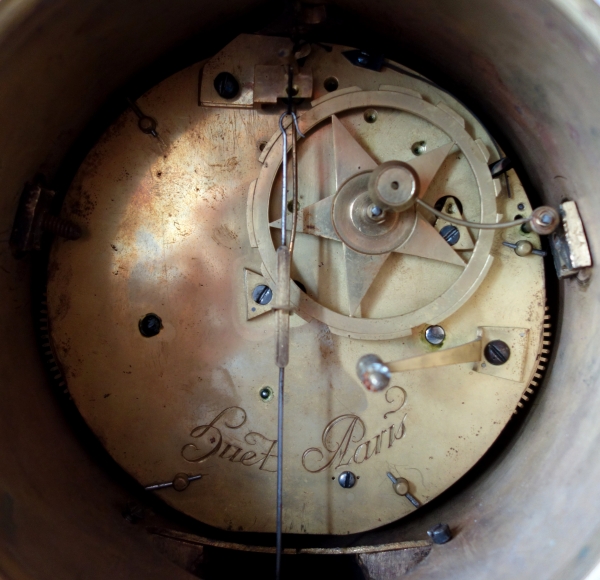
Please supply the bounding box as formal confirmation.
[386,472,421,507]
[502,240,546,257]
[144,473,202,492]
[127,97,159,138]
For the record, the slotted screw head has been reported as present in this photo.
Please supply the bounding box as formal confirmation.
[484,340,510,365]
[252,284,273,305]
[440,224,460,246]
[214,72,239,100]
[338,471,356,488]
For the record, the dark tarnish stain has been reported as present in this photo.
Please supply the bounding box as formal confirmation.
[204,184,227,208]
[303,207,316,232]
[57,337,71,361]
[0,492,16,542]
[53,293,71,323]
[211,224,239,249]
[67,184,97,222]
[318,325,334,359]
[47,258,60,285]
[209,157,239,171]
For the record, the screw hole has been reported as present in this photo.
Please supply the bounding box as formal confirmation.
[213,71,239,100]
[514,214,523,220]
[294,280,307,293]
[258,141,267,152]
[323,77,339,92]
[435,195,464,215]
[391,181,399,190]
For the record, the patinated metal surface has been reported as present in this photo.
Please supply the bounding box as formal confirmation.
[46,37,546,536]
[5,1,600,579]
[151,527,431,555]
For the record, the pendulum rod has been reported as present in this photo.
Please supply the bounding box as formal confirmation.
[274,65,304,580]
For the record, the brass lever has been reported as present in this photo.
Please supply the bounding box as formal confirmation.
[357,339,482,391]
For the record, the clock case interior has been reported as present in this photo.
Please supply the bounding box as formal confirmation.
[1,2,598,580]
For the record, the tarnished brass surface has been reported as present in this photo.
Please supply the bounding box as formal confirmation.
[386,338,482,372]
[151,527,431,555]
[47,36,546,535]
[253,65,313,104]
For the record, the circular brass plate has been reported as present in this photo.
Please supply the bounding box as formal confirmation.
[47,39,547,535]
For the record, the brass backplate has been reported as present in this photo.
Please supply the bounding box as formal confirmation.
[47,36,546,535]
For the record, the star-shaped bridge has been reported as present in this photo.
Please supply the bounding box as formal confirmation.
[271,115,466,317]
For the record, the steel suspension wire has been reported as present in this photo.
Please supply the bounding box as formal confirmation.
[275,73,304,580]
[416,198,532,230]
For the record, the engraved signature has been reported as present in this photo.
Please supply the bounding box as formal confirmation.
[181,387,407,475]
[181,406,278,472]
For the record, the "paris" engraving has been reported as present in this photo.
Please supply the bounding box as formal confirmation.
[302,386,408,473]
